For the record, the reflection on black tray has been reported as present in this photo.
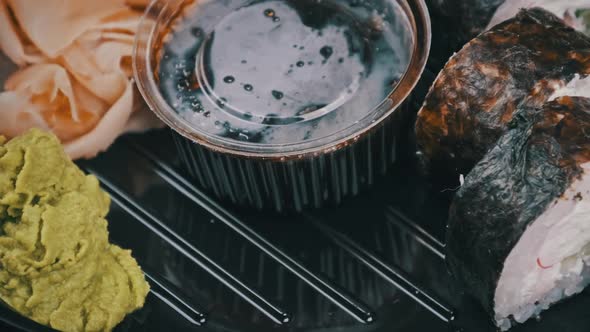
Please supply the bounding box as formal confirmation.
[2,129,590,332]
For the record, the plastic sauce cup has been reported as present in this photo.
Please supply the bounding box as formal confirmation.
[134,0,431,211]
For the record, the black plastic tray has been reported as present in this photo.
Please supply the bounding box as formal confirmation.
[2,127,590,332]
[3,4,590,331]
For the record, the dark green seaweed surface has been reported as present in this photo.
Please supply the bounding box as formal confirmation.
[416,8,590,178]
[447,97,590,316]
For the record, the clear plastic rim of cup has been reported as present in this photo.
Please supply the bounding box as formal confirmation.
[133,0,432,160]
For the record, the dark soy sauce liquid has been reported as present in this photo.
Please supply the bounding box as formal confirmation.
[158,0,412,144]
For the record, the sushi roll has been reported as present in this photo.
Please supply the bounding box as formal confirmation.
[487,0,590,34]
[447,96,590,330]
[415,8,590,177]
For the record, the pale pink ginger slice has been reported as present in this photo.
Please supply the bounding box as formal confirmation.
[0,3,162,159]
[4,0,127,58]
[63,81,134,159]
[56,8,164,158]
[0,61,158,159]
[126,93,166,133]
[60,9,143,105]
[0,0,45,65]
[0,64,86,140]
[125,0,151,8]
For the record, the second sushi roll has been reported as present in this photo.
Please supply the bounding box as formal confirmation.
[447,96,590,331]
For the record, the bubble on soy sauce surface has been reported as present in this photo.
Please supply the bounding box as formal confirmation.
[319,46,334,60]
[272,90,284,100]
[191,27,204,37]
[216,98,227,108]
[264,8,275,17]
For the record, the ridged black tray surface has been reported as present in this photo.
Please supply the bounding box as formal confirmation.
[2,128,590,332]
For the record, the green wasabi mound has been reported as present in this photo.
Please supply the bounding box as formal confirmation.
[0,129,150,332]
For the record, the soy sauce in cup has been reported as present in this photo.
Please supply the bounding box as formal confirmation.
[135,0,431,211]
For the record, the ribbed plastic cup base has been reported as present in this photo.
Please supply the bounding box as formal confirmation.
[172,101,409,212]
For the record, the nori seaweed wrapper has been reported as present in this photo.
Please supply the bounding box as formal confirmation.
[415,8,590,178]
[446,96,590,315]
